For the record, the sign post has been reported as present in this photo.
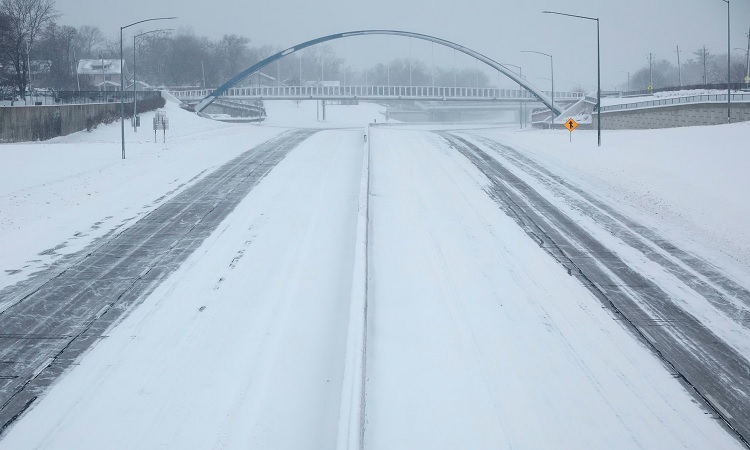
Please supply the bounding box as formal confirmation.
[565,117,578,142]
[153,111,169,143]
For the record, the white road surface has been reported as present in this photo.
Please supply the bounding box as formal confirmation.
[1,102,748,449]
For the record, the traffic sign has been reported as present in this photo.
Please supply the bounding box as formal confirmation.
[565,118,578,132]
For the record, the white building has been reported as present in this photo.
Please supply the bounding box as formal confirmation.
[77,59,127,91]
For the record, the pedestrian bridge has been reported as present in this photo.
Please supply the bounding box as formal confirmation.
[171,85,584,104]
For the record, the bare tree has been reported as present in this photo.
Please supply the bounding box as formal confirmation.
[36,22,76,89]
[0,13,13,89]
[73,25,103,58]
[0,0,58,99]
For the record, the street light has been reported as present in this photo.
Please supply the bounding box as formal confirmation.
[501,63,524,129]
[120,17,176,159]
[721,0,730,124]
[543,10,601,146]
[521,50,554,129]
[133,28,173,132]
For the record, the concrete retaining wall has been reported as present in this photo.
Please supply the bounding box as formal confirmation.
[0,103,123,143]
[588,102,750,130]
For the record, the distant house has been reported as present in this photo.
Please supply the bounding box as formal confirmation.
[77,59,127,91]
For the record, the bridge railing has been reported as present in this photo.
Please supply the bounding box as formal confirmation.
[170,86,585,101]
[599,92,750,113]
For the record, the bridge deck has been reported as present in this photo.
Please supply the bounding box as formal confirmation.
[171,86,584,103]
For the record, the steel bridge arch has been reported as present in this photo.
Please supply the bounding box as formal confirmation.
[195,30,562,115]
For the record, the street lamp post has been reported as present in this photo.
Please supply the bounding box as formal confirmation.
[543,10,601,146]
[722,0,730,124]
[501,63,524,129]
[120,17,176,159]
[521,50,554,129]
[133,29,173,132]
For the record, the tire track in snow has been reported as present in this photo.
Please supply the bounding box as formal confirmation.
[464,134,750,334]
[440,132,750,448]
[0,129,316,437]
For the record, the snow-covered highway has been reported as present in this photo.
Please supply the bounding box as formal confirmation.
[1,100,749,449]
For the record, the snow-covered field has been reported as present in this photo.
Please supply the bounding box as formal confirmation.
[1,99,748,448]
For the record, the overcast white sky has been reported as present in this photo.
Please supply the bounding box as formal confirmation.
[56,0,750,91]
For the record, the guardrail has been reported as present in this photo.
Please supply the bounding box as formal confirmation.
[54,90,162,105]
[170,85,585,102]
[599,93,750,113]
[0,91,163,107]
[620,83,750,98]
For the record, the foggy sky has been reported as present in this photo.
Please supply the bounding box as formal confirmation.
[55,0,750,91]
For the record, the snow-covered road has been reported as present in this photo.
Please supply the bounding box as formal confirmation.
[363,128,740,449]
[1,129,365,448]
[1,101,749,448]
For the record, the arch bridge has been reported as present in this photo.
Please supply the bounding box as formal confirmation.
[194,30,569,115]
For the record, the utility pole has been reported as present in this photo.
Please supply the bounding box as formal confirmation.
[746,29,750,85]
[675,45,682,87]
[703,45,708,86]
[201,61,206,89]
[723,0,730,124]
[648,53,654,90]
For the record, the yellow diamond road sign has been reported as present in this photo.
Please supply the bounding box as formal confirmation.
[565,118,578,132]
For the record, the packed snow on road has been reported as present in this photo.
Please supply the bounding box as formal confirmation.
[1,98,749,449]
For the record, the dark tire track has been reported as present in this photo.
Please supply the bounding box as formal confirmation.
[439,132,750,448]
[463,134,750,330]
[0,129,316,436]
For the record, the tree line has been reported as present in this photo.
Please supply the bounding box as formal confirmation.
[625,46,749,91]
[1,0,493,100]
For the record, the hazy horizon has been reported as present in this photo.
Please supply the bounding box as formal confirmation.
[54,0,750,91]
